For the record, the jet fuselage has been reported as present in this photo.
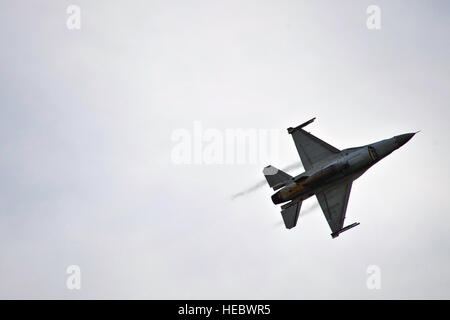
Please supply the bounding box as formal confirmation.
[271,133,416,205]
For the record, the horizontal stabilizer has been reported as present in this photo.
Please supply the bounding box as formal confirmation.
[281,201,302,229]
[263,165,292,190]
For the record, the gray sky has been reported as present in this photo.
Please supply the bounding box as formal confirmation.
[0,1,449,299]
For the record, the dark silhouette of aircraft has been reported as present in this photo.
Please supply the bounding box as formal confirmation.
[264,118,417,238]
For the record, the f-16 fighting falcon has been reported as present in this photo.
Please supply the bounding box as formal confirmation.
[263,118,417,238]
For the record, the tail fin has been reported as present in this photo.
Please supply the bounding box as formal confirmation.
[263,165,292,190]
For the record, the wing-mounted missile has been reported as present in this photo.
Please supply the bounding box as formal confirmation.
[331,222,360,239]
[287,117,316,134]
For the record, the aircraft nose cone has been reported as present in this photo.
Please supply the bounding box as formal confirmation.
[394,132,416,148]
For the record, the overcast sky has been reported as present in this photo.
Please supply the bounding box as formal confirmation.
[0,1,449,299]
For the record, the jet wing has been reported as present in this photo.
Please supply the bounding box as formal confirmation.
[316,182,355,237]
[288,118,340,170]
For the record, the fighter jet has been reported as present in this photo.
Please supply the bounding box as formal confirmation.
[263,118,417,238]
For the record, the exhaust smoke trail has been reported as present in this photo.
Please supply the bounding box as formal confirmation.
[231,162,303,200]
